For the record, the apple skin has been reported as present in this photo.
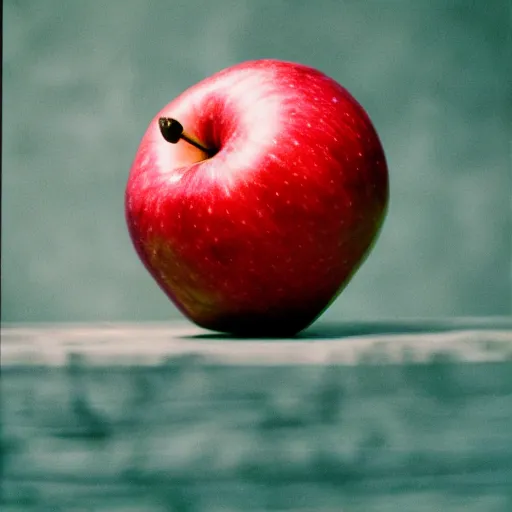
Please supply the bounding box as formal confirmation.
[125,59,388,336]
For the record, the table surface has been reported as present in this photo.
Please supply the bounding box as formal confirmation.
[2,317,512,367]
[3,318,512,511]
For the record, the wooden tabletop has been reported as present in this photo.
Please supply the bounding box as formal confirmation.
[2,317,512,367]
[3,318,512,511]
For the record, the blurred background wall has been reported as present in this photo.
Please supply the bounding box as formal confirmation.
[2,0,511,323]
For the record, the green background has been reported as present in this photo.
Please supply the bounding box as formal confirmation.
[2,0,511,323]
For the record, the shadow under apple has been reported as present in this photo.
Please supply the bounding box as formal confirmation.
[184,318,512,341]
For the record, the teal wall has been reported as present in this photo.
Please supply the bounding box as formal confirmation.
[2,0,510,323]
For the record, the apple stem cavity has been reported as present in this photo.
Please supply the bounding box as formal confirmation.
[158,117,215,157]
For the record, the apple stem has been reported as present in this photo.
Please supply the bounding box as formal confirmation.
[158,117,215,156]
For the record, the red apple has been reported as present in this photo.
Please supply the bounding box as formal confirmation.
[125,59,388,336]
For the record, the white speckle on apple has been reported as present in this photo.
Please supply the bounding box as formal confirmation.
[140,154,151,168]
[284,180,289,185]
[293,140,299,146]
[275,192,280,197]
[225,208,230,215]
[307,122,311,128]
[167,174,182,184]
[332,97,338,103]
[208,206,212,214]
